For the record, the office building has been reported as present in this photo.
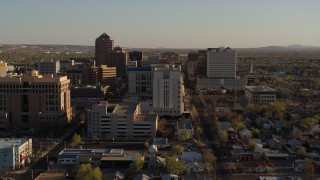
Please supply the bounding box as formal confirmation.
[38,60,60,76]
[70,85,107,99]
[129,51,143,67]
[0,138,32,170]
[87,101,158,141]
[95,33,114,66]
[127,67,153,97]
[195,50,207,77]
[151,65,184,116]
[244,86,277,103]
[66,70,82,86]
[207,47,236,79]
[0,71,71,131]
[95,33,128,78]
[111,46,128,78]
[188,52,198,62]
[128,65,185,116]
[82,65,116,91]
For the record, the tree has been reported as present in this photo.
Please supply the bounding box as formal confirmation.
[75,163,102,180]
[171,145,184,156]
[202,148,216,168]
[301,161,314,180]
[165,156,186,174]
[144,141,149,149]
[133,156,144,171]
[248,140,256,151]
[219,131,228,140]
[71,133,82,148]
[302,117,318,129]
[251,128,260,137]
[179,132,190,142]
[297,147,307,157]
[232,121,245,132]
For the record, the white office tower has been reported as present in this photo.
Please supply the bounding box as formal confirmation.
[207,47,236,79]
[152,65,184,116]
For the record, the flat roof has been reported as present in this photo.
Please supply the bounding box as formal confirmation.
[113,103,137,114]
[244,86,276,93]
[36,172,66,180]
[0,138,30,149]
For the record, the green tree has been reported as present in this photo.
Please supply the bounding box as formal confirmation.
[171,145,184,156]
[297,147,307,157]
[179,132,190,142]
[248,140,256,151]
[133,156,144,171]
[232,121,245,132]
[302,117,318,129]
[251,128,260,137]
[71,133,82,148]
[165,156,186,174]
[144,141,149,149]
[219,131,228,140]
[75,163,102,180]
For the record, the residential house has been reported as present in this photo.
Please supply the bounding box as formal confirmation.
[180,151,204,172]
[254,117,270,129]
[148,156,166,170]
[133,174,151,180]
[292,123,311,140]
[287,138,302,151]
[239,160,273,173]
[148,145,158,154]
[267,138,282,150]
[114,171,125,180]
[162,174,179,180]
[239,128,253,141]
[176,119,193,138]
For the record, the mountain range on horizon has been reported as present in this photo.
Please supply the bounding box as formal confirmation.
[0,44,319,51]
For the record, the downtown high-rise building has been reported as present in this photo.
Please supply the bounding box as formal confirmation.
[95,33,127,78]
[207,47,236,79]
[95,33,114,66]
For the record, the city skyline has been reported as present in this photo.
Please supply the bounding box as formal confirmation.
[0,0,320,48]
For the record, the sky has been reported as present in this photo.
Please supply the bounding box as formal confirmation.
[0,0,320,48]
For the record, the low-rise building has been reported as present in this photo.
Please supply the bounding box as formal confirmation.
[0,138,32,171]
[87,101,158,141]
[244,86,276,103]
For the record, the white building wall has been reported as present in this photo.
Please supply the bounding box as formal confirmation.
[152,67,184,116]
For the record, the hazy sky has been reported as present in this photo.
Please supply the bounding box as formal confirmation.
[0,0,319,48]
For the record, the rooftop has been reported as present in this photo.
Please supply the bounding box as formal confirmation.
[244,86,276,93]
[35,172,66,180]
[0,138,30,149]
[178,120,192,130]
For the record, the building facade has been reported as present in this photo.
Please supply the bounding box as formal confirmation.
[152,65,184,116]
[244,86,277,103]
[0,71,71,131]
[127,67,153,97]
[95,33,114,66]
[207,47,236,79]
[0,138,32,170]
[38,60,60,76]
[82,65,116,91]
[87,101,158,141]
[129,51,143,67]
